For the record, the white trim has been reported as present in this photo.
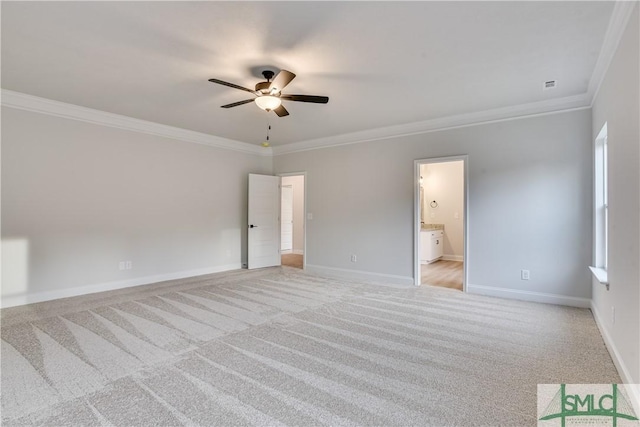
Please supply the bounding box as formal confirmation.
[272,100,590,156]
[280,250,293,255]
[0,88,590,159]
[0,263,241,308]
[305,264,413,287]
[466,284,591,308]
[591,302,640,417]
[442,255,464,262]
[588,266,609,285]
[0,89,270,157]
[293,249,304,255]
[588,1,638,105]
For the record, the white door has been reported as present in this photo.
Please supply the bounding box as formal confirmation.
[248,174,281,269]
[281,185,293,252]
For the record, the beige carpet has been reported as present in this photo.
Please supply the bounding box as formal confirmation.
[1,267,619,426]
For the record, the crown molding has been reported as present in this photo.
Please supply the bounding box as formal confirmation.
[588,1,638,105]
[1,89,271,157]
[272,93,591,156]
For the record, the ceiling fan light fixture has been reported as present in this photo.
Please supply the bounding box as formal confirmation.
[209,69,328,117]
[255,95,282,111]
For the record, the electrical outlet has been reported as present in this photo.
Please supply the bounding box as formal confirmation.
[521,269,530,280]
[125,261,132,270]
[118,261,126,271]
[350,254,357,263]
[611,306,615,325]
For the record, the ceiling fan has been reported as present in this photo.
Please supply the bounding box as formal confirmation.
[208,70,329,117]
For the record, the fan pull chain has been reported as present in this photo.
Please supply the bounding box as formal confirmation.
[262,122,271,147]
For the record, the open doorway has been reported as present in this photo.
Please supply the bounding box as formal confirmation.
[414,157,468,291]
[280,173,305,269]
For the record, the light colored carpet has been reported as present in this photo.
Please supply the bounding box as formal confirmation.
[1,267,619,426]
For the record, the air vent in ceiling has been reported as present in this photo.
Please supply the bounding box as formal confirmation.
[543,80,557,90]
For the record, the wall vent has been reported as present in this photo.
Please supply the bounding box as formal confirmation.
[543,80,557,90]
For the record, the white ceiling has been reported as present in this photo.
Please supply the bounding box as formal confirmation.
[1,1,614,147]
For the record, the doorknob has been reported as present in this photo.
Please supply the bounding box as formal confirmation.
[249,224,258,228]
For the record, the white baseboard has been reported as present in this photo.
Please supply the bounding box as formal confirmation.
[293,249,304,255]
[0,263,242,308]
[280,250,293,254]
[305,264,414,287]
[591,302,640,415]
[466,283,591,308]
[442,254,464,262]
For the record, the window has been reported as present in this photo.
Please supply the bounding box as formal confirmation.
[591,123,608,285]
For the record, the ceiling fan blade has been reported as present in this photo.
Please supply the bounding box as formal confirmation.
[221,99,255,108]
[208,78,256,94]
[268,70,296,93]
[273,105,289,117]
[281,94,329,104]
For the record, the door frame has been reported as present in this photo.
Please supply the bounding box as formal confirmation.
[278,171,307,270]
[414,156,469,290]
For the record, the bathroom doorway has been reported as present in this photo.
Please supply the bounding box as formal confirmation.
[280,173,306,269]
[414,157,468,291]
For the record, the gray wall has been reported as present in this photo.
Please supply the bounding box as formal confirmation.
[591,5,639,386]
[2,103,595,308]
[274,109,593,301]
[1,107,271,306]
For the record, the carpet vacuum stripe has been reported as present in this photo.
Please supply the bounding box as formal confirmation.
[1,267,619,426]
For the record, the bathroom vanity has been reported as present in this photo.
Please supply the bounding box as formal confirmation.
[421,224,444,263]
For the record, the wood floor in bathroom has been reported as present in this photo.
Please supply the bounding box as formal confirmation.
[281,253,303,269]
[421,260,463,291]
